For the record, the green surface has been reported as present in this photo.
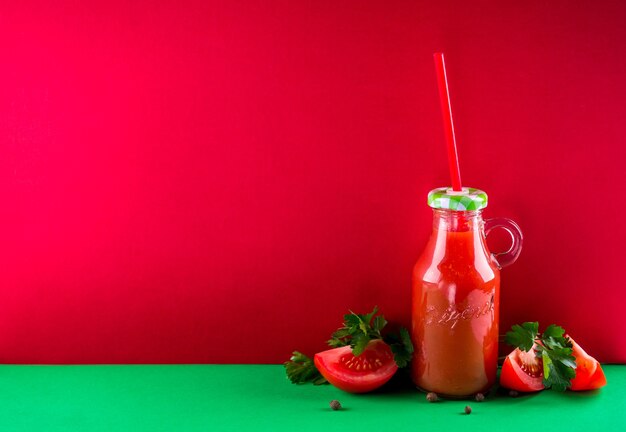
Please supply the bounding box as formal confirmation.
[0,365,624,431]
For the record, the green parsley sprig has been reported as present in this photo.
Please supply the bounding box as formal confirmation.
[284,351,328,385]
[505,322,577,391]
[285,306,414,384]
[328,306,414,367]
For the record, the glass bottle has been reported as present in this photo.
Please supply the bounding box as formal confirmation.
[411,187,522,397]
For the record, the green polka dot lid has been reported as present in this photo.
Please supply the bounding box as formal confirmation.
[427,187,488,211]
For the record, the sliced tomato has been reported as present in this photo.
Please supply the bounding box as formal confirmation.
[313,339,398,393]
[500,346,544,392]
[569,337,607,391]
[586,366,608,389]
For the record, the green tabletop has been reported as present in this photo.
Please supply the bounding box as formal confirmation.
[0,364,623,431]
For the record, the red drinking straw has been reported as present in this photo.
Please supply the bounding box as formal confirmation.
[433,52,462,191]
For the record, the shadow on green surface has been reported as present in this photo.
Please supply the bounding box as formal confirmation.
[363,370,560,404]
[367,370,418,398]
[317,408,352,412]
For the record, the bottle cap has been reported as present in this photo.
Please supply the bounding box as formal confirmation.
[427,187,488,211]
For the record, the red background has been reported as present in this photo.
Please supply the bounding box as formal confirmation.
[1,1,625,364]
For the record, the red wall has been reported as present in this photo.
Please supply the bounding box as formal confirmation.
[1,1,625,364]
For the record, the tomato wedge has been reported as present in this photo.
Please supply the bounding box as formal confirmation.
[313,339,398,393]
[569,337,607,391]
[500,346,544,392]
[500,337,607,392]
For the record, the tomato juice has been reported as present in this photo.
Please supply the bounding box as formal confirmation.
[411,209,500,397]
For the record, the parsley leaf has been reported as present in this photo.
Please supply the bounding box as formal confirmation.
[505,322,538,352]
[543,324,565,339]
[351,333,370,356]
[537,325,576,391]
[373,315,387,333]
[327,327,351,348]
[540,347,576,391]
[384,327,415,368]
[344,313,362,329]
[505,322,577,391]
[287,307,414,385]
[284,351,328,385]
[329,306,413,367]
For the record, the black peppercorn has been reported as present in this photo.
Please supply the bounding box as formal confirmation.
[329,400,341,410]
[508,390,519,398]
[464,405,472,414]
[426,392,438,402]
[475,393,485,402]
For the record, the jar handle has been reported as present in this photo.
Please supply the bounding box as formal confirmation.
[484,218,523,269]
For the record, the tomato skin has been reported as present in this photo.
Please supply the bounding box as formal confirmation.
[500,350,544,392]
[500,337,607,392]
[313,339,398,393]
[569,337,607,391]
[586,365,607,389]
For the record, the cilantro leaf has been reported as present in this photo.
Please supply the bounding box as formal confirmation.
[505,322,538,351]
[284,351,327,385]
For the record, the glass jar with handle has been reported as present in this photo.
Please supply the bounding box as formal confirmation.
[411,187,522,398]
